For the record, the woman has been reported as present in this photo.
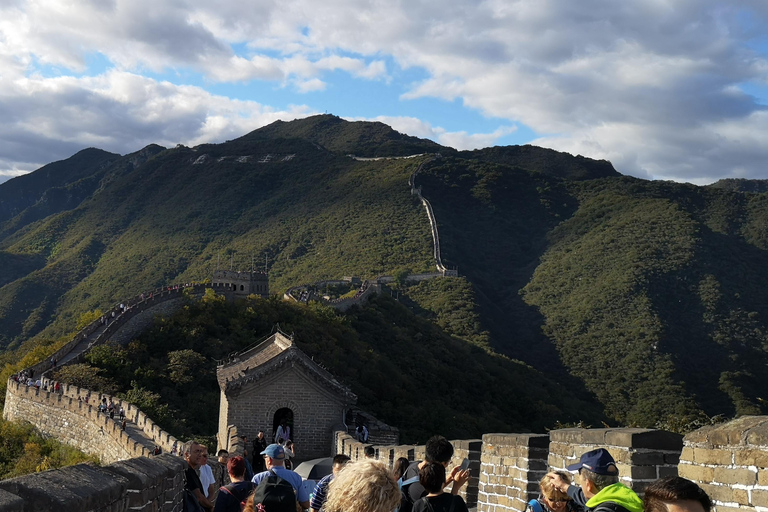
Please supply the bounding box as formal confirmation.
[527,471,580,512]
[412,462,469,512]
[323,460,401,512]
[393,456,410,483]
[283,440,295,470]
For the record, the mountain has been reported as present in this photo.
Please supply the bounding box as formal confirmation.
[1,114,768,437]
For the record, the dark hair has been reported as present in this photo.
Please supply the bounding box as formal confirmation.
[643,477,712,512]
[419,462,446,494]
[227,456,246,478]
[217,449,229,457]
[580,468,618,491]
[393,457,410,480]
[364,446,376,458]
[333,454,351,466]
[425,436,453,463]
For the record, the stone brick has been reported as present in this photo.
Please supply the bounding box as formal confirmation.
[680,446,694,463]
[752,490,768,508]
[657,466,678,478]
[732,489,749,506]
[698,483,733,504]
[678,465,713,483]
[693,448,733,465]
[734,448,768,468]
[713,467,756,486]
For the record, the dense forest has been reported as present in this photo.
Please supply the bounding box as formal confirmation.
[1,115,768,457]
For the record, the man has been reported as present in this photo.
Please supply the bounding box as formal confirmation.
[184,441,215,512]
[214,456,255,512]
[215,449,231,487]
[199,447,217,501]
[399,435,471,512]
[364,446,375,459]
[548,448,643,512]
[310,454,350,512]
[642,477,712,512]
[251,443,310,510]
[253,430,268,472]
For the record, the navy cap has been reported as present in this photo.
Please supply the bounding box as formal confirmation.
[566,448,618,475]
[260,443,286,460]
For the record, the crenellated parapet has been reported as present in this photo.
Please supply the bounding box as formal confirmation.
[3,378,181,464]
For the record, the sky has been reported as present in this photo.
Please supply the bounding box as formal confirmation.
[1,1,768,185]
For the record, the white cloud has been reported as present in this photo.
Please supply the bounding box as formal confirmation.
[1,0,768,182]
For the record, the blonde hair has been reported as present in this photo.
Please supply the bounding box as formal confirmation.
[541,471,571,501]
[324,460,400,512]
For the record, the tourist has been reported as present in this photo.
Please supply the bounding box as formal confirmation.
[199,447,217,500]
[527,471,581,512]
[250,443,310,509]
[275,419,291,444]
[214,456,254,512]
[364,445,375,459]
[322,460,401,512]
[392,456,410,483]
[399,435,471,512]
[252,430,268,472]
[215,449,231,486]
[283,440,295,470]
[548,449,643,512]
[311,454,351,512]
[413,462,469,512]
[643,477,712,512]
[184,441,215,512]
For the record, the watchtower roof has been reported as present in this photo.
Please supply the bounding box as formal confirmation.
[217,331,356,402]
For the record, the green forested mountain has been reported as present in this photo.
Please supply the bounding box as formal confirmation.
[2,114,768,439]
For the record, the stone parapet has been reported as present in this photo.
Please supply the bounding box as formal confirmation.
[549,427,682,493]
[479,433,549,512]
[0,454,185,512]
[680,416,768,511]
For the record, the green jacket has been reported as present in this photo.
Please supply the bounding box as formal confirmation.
[585,483,643,512]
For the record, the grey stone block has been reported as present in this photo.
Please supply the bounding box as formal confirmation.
[0,488,24,512]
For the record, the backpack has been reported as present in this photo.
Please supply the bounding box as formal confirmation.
[398,473,420,512]
[219,482,255,512]
[593,503,631,512]
[528,500,545,512]
[252,469,298,512]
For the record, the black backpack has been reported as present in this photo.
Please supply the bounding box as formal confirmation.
[252,469,298,512]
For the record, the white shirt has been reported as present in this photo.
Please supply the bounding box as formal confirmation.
[199,463,215,498]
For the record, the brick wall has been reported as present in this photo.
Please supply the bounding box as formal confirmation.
[679,416,768,511]
[224,366,347,459]
[479,433,549,512]
[549,428,682,493]
[0,454,185,512]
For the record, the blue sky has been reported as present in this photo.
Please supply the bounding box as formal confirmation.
[1,0,768,184]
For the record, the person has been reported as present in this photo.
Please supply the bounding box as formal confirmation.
[311,454,351,512]
[393,457,410,483]
[413,462,469,512]
[214,456,255,512]
[250,443,310,509]
[364,446,375,459]
[548,448,643,512]
[241,436,255,481]
[283,440,295,470]
[399,435,471,512]
[199,448,217,500]
[253,431,268,472]
[275,420,291,444]
[184,441,215,512]
[215,449,231,487]
[642,477,712,512]
[527,471,581,512]
[322,460,401,512]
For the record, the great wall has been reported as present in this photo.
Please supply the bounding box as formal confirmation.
[4,155,768,511]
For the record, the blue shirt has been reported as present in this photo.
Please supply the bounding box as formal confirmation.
[310,473,334,510]
[251,467,310,503]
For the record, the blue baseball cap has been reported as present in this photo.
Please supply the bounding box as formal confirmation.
[260,443,286,460]
[566,448,618,475]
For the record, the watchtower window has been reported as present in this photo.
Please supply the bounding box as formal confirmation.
[240,285,244,291]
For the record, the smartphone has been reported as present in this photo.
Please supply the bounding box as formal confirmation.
[460,457,470,471]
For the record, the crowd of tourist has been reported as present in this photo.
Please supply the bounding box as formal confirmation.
[180,435,713,512]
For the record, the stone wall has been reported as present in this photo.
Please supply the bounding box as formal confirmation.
[4,379,181,464]
[480,433,549,512]
[679,416,768,511]
[222,365,348,459]
[0,454,185,512]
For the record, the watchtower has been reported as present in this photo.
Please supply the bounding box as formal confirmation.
[212,270,269,299]
[216,331,357,459]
